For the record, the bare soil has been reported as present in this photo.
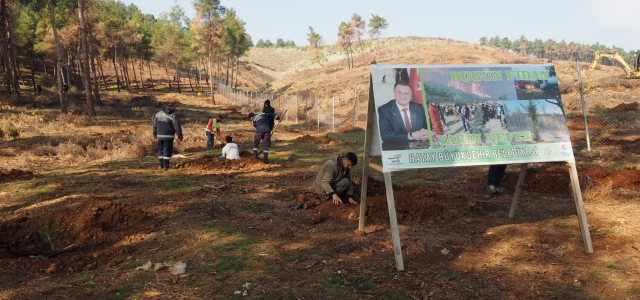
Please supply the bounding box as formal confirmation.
[1,38,640,299]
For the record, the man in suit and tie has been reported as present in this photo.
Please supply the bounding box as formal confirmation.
[377,81,429,151]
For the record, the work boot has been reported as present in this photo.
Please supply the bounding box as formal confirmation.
[487,185,504,194]
[263,152,269,164]
[252,149,258,159]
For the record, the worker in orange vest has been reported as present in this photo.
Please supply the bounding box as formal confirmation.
[205,115,222,149]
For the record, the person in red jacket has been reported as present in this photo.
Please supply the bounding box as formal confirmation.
[205,115,222,149]
[428,103,444,135]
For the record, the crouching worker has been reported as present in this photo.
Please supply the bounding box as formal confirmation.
[313,152,359,205]
[219,136,240,160]
[248,112,281,164]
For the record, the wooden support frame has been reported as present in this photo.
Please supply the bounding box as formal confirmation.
[360,65,594,272]
[508,162,593,253]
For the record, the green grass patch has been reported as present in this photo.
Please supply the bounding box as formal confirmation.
[589,270,602,278]
[110,286,134,299]
[213,255,243,272]
[123,261,143,270]
[605,264,618,269]
[77,274,99,288]
[439,270,460,282]
[380,291,413,300]
[564,282,581,292]
[277,250,299,262]
[159,177,198,191]
[241,204,258,213]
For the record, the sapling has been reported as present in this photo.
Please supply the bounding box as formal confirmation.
[40,221,57,251]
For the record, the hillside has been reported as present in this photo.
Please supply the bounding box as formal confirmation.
[240,38,638,130]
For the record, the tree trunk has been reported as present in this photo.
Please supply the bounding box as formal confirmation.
[234,60,240,89]
[165,67,172,92]
[208,51,215,104]
[97,55,108,91]
[175,63,181,94]
[13,48,25,88]
[225,56,230,85]
[230,59,234,88]
[121,58,130,91]
[1,0,13,95]
[195,62,200,89]
[147,60,154,90]
[87,30,101,104]
[112,49,120,92]
[186,65,194,92]
[49,0,66,112]
[138,57,144,89]
[78,0,94,116]
[66,51,72,90]
[29,47,36,93]
[131,59,139,89]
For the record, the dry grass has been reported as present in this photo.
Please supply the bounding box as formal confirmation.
[582,179,616,202]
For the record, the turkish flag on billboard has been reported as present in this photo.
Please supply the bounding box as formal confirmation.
[409,68,423,105]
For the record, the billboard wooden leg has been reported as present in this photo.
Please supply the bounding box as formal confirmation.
[358,167,369,232]
[358,77,376,233]
[384,172,404,271]
[509,163,528,218]
[568,162,594,253]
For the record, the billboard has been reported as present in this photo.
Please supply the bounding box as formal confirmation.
[371,64,573,172]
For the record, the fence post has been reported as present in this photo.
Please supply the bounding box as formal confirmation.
[576,60,591,152]
[296,95,298,124]
[352,90,357,129]
[286,95,289,122]
[332,95,335,133]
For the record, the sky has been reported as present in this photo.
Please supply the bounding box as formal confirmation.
[122,0,640,52]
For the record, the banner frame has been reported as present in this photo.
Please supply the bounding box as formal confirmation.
[359,64,593,271]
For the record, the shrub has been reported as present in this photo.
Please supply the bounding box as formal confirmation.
[0,123,20,139]
[39,73,54,87]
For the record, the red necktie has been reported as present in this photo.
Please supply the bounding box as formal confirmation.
[402,108,412,133]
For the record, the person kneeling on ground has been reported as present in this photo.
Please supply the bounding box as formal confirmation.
[313,152,359,205]
[219,136,240,160]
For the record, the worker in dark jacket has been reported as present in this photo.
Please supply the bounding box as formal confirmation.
[262,100,275,129]
[248,112,280,163]
[153,104,183,170]
[313,152,358,205]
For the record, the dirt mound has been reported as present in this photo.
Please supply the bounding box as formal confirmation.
[126,95,160,107]
[606,102,640,113]
[318,166,640,225]
[567,118,586,131]
[0,198,161,274]
[317,185,472,225]
[293,134,331,143]
[0,169,34,181]
[579,165,640,190]
[337,125,364,133]
[499,165,640,195]
[173,152,268,171]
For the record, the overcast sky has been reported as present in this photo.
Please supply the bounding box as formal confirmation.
[122,0,640,51]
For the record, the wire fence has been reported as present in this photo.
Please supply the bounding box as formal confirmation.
[216,62,640,154]
[571,61,640,153]
[214,80,366,133]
